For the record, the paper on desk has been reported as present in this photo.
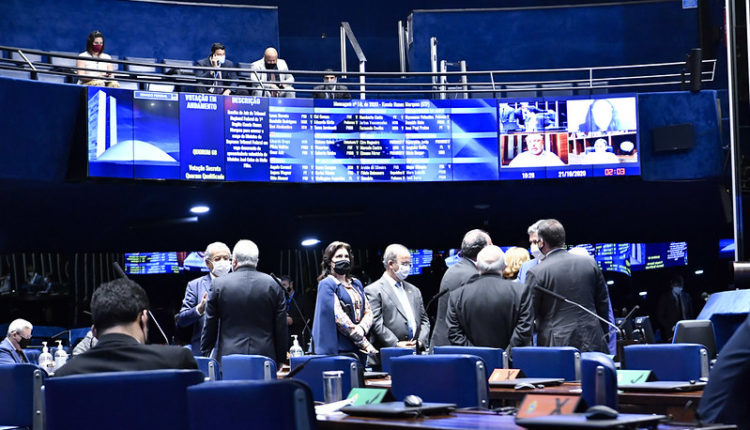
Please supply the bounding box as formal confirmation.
[365,379,392,387]
[315,398,355,416]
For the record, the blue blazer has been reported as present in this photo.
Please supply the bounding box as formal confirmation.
[176,274,212,352]
[312,276,366,355]
[0,337,26,364]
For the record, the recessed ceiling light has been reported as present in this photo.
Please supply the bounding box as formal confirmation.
[190,205,210,214]
[694,269,704,275]
[301,238,321,247]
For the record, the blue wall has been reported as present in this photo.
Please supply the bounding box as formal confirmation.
[0,0,279,63]
[408,2,700,72]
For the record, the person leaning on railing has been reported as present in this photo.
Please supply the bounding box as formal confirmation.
[76,30,119,88]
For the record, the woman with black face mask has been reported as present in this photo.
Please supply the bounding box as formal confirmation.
[311,241,377,363]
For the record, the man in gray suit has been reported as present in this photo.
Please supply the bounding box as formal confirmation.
[366,244,430,358]
[430,229,492,349]
[249,47,295,98]
[526,219,611,353]
[201,240,287,365]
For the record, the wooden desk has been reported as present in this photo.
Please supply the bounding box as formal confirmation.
[317,411,522,430]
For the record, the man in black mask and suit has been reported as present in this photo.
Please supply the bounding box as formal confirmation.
[313,69,351,99]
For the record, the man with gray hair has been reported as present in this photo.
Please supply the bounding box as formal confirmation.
[446,246,532,350]
[518,219,544,284]
[176,241,232,352]
[430,229,492,349]
[200,240,287,365]
[0,318,33,364]
[365,244,430,365]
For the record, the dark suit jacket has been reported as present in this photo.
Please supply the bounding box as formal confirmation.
[430,257,478,348]
[365,274,430,349]
[446,273,533,350]
[0,337,27,364]
[697,314,750,427]
[312,84,351,99]
[201,266,287,364]
[526,249,611,353]
[195,57,238,94]
[176,274,211,352]
[53,333,197,377]
[656,289,693,340]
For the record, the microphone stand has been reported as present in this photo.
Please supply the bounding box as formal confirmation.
[113,261,171,345]
[270,273,314,353]
[534,286,625,366]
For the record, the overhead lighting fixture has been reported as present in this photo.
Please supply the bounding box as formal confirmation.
[638,291,648,298]
[301,238,320,247]
[606,280,615,286]
[190,205,210,215]
[694,269,704,275]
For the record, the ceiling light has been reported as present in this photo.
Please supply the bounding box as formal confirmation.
[190,205,210,214]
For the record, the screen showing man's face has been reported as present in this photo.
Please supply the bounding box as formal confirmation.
[526,135,544,156]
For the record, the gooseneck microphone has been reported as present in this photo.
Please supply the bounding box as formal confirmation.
[112,261,171,345]
[270,273,315,353]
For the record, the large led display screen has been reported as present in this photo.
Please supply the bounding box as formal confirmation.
[87,88,640,182]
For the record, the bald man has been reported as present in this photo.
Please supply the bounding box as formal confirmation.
[249,47,295,98]
[446,246,533,350]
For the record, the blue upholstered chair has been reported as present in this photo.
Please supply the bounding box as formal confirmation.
[289,355,361,402]
[68,327,90,348]
[624,343,709,381]
[187,380,316,430]
[0,364,44,429]
[390,354,489,408]
[379,347,415,373]
[511,346,581,381]
[195,356,221,381]
[44,369,204,430]
[433,345,507,378]
[222,354,276,381]
[580,352,618,409]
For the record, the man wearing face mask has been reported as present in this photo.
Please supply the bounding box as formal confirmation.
[446,246,532,350]
[0,319,33,364]
[201,240,287,365]
[518,220,544,284]
[195,42,238,95]
[313,69,351,99]
[249,47,295,98]
[176,242,231,353]
[54,279,197,376]
[656,274,693,341]
[365,244,430,366]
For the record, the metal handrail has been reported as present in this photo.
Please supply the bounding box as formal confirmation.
[0,45,718,97]
[339,22,367,99]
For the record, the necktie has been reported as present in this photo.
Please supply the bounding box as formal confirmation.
[269,72,278,97]
[396,282,414,339]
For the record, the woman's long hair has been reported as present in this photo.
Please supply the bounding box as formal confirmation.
[318,241,353,281]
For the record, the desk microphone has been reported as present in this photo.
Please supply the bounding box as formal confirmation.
[533,286,624,360]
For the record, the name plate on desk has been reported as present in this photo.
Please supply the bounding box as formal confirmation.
[617,370,652,386]
[489,368,522,382]
[516,394,581,418]
[347,388,387,406]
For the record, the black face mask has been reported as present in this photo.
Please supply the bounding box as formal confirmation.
[333,259,351,275]
[17,336,31,349]
[265,62,278,70]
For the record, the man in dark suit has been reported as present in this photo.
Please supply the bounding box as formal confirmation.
[656,274,693,341]
[176,241,231,353]
[526,219,611,353]
[195,42,238,95]
[697,313,750,427]
[54,278,197,376]
[430,229,492,349]
[365,244,430,362]
[447,246,532,350]
[201,240,287,365]
[313,69,351,99]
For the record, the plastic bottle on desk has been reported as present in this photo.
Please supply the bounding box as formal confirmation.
[54,340,68,370]
[289,335,304,358]
[38,341,55,375]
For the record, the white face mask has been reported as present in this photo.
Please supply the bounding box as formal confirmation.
[394,263,411,281]
[530,244,542,259]
[214,56,225,65]
[672,286,683,294]
[211,259,231,277]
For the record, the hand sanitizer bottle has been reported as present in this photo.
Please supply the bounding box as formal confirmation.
[38,341,55,374]
[54,340,68,370]
[289,335,304,358]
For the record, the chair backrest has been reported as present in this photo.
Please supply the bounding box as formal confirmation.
[511,347,581,381]
[68,327,90,347]
[504,84,538,99]
[289,355,360,402]
[624,343,709,381]
[390,354,489,408]
[195,357,221,381]
[0,364,44,429]
[433,345,507,378]
[673,320,718,359]
[187,380,316,430]
[44,369,204,430]
[222,354,276,381]
[11,51,44,66]
[162,58,195,75]
[580,352,617,409]
[124,57,158,74]
[379,347,415,373]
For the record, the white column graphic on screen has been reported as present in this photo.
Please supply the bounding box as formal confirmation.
[109,95,118,149]
[89,90,107,158]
